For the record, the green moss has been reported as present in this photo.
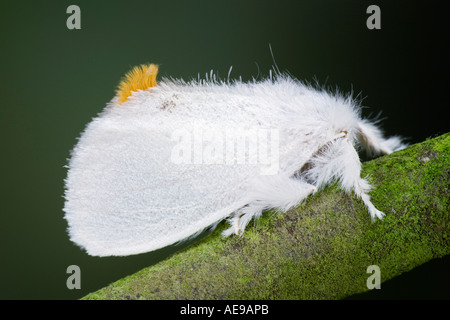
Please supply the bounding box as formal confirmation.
[83,133,450,300]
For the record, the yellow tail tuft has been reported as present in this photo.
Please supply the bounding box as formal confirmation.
[116,64,159,104]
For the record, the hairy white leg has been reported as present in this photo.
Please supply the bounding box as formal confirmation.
[357,120,407,157]
[222,176,316,237]
[339,138,385,221]
[302,132,385,221]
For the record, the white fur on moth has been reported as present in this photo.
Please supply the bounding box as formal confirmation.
[64,64,406,256]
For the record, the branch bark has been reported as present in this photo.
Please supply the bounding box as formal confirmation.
[83,133,450,300]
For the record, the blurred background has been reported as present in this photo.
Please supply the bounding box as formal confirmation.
[0,0,448,299]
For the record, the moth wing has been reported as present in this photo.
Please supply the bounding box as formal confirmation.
[64,106,259,256]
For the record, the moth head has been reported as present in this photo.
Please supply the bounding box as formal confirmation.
[116,64,159,104]
[325,99,360,141]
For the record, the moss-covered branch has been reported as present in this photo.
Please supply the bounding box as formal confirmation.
[83,133,450,300]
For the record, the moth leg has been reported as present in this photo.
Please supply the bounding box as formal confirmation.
[339,138,385,221]
[302,132,385,221]
[222,176,316,237]
[357,120,407,158]
[222,211,245,237]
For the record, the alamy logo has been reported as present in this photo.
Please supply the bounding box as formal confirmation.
[366,5,381,30]
[66,265,81,289]
[170,127,280,175]
[66,5,81,30]
[366,265,381,289]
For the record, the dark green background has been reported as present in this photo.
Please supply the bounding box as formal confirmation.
[0,0,448,300]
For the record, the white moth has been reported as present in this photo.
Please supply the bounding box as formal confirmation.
[64,64,406,256]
